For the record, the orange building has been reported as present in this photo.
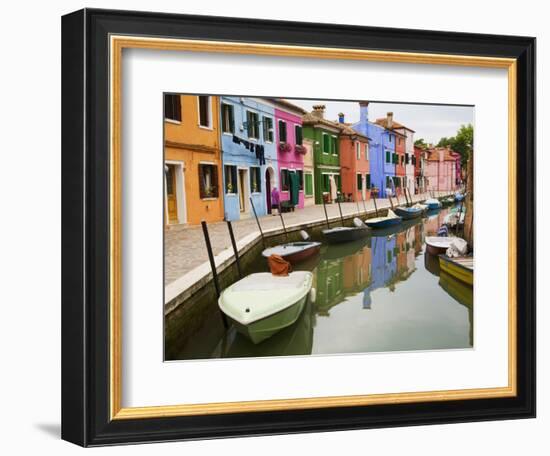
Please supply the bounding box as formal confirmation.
[338,124,370,202]
[164,94,224,225]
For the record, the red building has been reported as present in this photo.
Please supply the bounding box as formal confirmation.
[339,122,371,202]
[414,145,423,193]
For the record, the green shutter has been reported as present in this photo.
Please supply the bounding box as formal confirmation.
[366,174,371,189]
[386,151,390,163]
[305,173,313,196]
[323,134,329,153]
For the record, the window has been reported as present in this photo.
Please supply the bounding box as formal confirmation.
[401,155,404,165]
[356,142,361,160]
[389,134,393,143]
[393,176,401,188]
[386,150,391,163]
[221,103,234,134]
[386,176,393,187]
[250,167,261,193]
[295,125,303,145]
[357,174,363,190]
[297,170,304,191]
[412,156,416,166]
[322,174,330,192]
[278,120,287,142]
[322,133,330,153]
[366,174,371,189]
[164,94,181,122]
[198,96,211,127]
[280,169,290,191]
[405,153,410,165]
[198,163,218,198]
[305,173,313,196]
[393,153,398,164]
[247,111,259,139]
[387,250,392,263]
[331,136,337,155]
[263,116,274,142]
[365,143,369,161]
[224,165,237,194]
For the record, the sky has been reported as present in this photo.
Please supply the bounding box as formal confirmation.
[289,99,474,144]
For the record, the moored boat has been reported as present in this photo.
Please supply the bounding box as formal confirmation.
[218,271,314,344]
[394,205,423,220]
[438,255,474,286]
[425,236,456,255]
[364,209,402,229]
[322,225,369,243]
[262,241,321,264]
[454,192,465,202]
[424,198,442,210]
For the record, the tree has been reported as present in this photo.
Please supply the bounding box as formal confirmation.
[414,138,428,148]
[436,124,473,167]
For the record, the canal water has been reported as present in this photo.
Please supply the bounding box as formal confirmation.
[165,206,473,361]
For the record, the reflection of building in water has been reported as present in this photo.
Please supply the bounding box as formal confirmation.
[406,227,417,271]
[362,234,397,307]
[315,259,344,316]
[423,211,446,236]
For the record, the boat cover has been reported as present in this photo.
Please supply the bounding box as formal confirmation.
[219,271,313,325]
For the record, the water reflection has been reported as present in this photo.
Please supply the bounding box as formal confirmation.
[167,207,474,360]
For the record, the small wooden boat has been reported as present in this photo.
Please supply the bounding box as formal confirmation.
[425,236,455,255]
[424,198,442,210]
[438,255,474,286]
[364,209,402,229]
[322,225,369,244]
[394,205,424,220]
[262,241,321,264]
[218,271,314,344]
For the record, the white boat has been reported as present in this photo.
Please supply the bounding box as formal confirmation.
[218,271,314,344]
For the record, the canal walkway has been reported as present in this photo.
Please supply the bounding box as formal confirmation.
[165,191,452,312]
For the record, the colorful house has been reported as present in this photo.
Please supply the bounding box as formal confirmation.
[352,102,386,198]
[302,137,316,206]
[375,113,408,197]
[337,115,370,202]
[272,100,307,210]
[302,105,342,204]
[414,145,424,193]
[220,97,277,220]
[424,146,458,193]
[164,94,223,225]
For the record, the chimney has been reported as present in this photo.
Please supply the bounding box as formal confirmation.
[338,112,345,123]
[359,101,369,124]
[386,112,394,129]
[312,104,326,119]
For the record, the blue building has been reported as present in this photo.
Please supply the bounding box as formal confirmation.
[361,233,397,308]
[220,97,278,221]
[353,102,396,198]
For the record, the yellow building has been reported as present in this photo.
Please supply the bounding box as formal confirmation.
[164,94,224,225]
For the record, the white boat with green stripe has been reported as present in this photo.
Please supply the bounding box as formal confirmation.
[218,271,314,344]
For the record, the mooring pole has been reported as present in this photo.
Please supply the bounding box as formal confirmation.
[372,196,379,217]
[249,196,266,249]
[388,193,395,210]
[321,195,330,229]
[336,197,345,226]
[201,221,228,328]
[226,221,242,279]
[456,198,465,236]
[279,212,289,241]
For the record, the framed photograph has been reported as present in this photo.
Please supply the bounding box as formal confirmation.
[62,8,535,446]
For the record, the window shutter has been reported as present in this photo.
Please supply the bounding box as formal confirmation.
[211,165,219,197]
[229,106,234,133]
[257,168,262,192]
[198,165,206,198]
[366,174,371,189]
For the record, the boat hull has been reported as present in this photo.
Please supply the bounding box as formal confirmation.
[394,207,423,220]
[228,293,309,344]
[438,255,474,286]
[364,217,402,229]
[262,242,321,264]
[322,227,369,244]
[426,244,448,255]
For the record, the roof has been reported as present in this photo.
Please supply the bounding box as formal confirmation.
[426,147,459,161]
[302,112,343,132]
[267,98,308,115]
[374,118,415,134]
[339,124,370,141]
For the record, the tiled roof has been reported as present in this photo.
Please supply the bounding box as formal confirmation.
[375,118,415,134]
[302,112,343,131]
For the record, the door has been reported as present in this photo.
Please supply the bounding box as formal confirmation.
[238,169,247,212]
[165,165,178,223]
[265,169,272,214]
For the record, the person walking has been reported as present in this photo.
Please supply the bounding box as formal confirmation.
[271,186,280,215]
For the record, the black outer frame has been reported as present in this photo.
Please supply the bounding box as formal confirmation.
[61,8,536,447]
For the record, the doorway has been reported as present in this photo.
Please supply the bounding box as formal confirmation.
[265,167,273,214]
[238,168,248,213]
[165,164,178,223]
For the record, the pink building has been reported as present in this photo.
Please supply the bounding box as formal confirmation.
[274,102,307,209]
[424,146,458,193]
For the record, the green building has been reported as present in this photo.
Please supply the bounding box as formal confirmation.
[302,105,342,204]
